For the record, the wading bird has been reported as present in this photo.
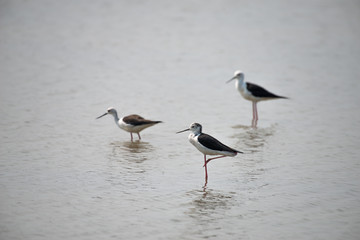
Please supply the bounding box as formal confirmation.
[227,70,288,127]
[97,107,162,142]
[177,123,243,185]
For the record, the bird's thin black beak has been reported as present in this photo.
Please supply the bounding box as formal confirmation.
[96,113,108,119]
[176,128,190,134]
[226,76,236,83]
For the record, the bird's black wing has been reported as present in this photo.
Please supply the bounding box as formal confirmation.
[123,114,162,126]
[246,82,287,99]
[198,133,242,153]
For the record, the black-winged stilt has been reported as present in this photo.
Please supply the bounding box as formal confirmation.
[97,107,162,142]
[177,123,243,185]
[227,70,288,127]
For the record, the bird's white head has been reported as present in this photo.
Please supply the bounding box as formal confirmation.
[106,107,117,116]
[176,122,202,135]
[234,70,244,77]
[189,122,202,134]
[226,70,244,84]
[96,107,118,119]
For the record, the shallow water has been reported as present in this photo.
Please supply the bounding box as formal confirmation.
[1,0,360,239]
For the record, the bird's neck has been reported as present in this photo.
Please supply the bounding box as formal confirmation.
[190,131,201,138]
[235,77,245,91]
[112,112,120,123]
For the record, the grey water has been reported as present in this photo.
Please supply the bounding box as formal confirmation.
[1,0,360,239]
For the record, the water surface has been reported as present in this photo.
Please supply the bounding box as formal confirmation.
[1,0,359,239]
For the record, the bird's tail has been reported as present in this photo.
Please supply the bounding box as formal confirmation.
[233,148,243,154]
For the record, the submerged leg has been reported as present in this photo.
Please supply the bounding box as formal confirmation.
[137,133,141,140]
[130,133,133,142]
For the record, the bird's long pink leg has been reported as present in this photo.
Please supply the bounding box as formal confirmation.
[204,155,208,183]
[254,102,259,121]
[252,101,256,121]
[205,155,227,165]
[130,133,133,142]
[252,101,256,127]
[137,133,141,140]
[252,101,259,127]
[254,102,259,127]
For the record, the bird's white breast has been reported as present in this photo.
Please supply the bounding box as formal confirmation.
[235,80,254,101]
[117,118,157,133]
[117,118,140,133]
[236,80,264,102]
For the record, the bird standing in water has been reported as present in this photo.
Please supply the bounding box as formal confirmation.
[97,107,162,142]
[227,70,288,127]
[177,123,243,185]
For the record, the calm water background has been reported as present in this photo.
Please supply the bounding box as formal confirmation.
[1,0,360,239]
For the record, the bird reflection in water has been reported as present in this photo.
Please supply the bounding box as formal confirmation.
[231,125,276,185]
[105,141,155,187]
[109,141,154,164]
[183,188,239,238]
[232,124,275,153]
[188,188,234,216]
